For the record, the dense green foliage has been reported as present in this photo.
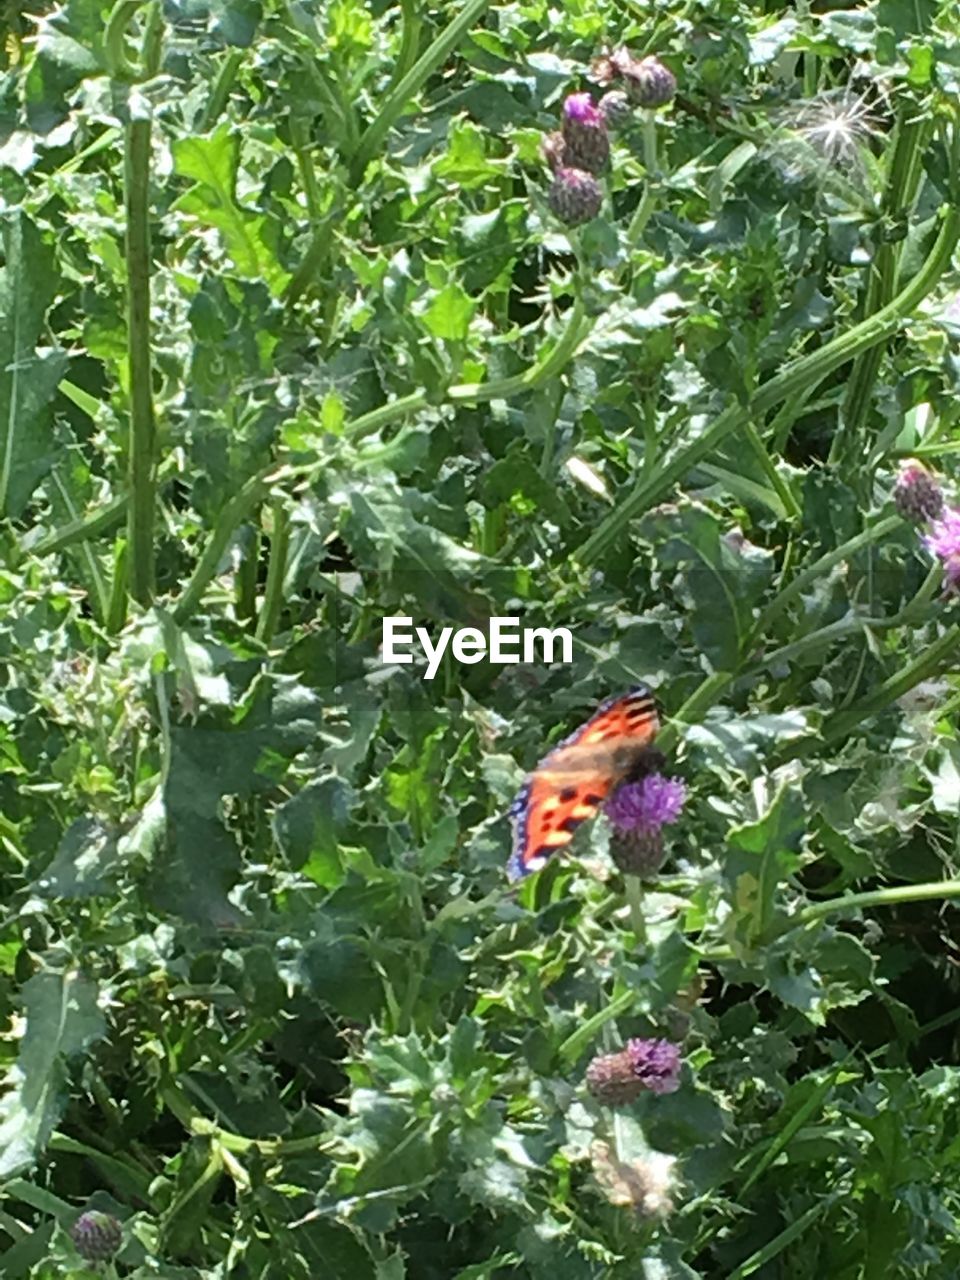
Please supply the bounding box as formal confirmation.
[2,0,960,1276]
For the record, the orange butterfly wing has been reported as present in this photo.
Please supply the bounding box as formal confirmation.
[507,686,660,880]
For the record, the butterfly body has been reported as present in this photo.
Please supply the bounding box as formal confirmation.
[507,686,661,880]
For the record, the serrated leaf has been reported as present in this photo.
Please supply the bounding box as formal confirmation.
[0,970,105,1178]
[0,213,67,518]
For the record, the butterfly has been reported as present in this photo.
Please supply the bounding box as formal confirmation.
[507,686,663,881]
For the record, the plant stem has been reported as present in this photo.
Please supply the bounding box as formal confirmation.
[831,106,932,466]
[749,514,903,642]
[200,47,243,129]
[172,470,273,624]
[383,0,423,95]
[125,109,156,606]
[657,670,732,754]
[557,988,635,1063]
[820,622,960,742]
[255,502,290,643]
[343,295,589,443]
[350,0,491,182]
[743,420,801,521]
[625,875,647,946]
[575,205,960,567]
[795,880,960,929]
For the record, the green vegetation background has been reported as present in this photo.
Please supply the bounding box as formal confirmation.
[1,0,960,1276]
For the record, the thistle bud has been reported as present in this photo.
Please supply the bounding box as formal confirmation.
[893,461,943,524]
[586,1037,682,1105]
[605,774,685,877]
[599,90,633,128]
[624,56,677,108]
[70,1211,122,1264]
[561,92,610,174]
[547,167,602,227]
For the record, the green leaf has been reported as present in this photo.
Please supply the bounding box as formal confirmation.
[0,214,68,518]
[0,970,105,1178]
[726,781,806,947]
[36,817,120,899]
[172,126,287,292]
[419,282,475,342]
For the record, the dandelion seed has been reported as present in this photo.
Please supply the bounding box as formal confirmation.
[591,1141,678,1218]
[768,87,883,192]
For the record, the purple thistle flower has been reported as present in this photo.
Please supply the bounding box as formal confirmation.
[563,91,604,127]
[924,506,960,592]
[626,1037,682,1094]
[561,92,610,174]
[605,774,686,834]
[586,1037,682,1105]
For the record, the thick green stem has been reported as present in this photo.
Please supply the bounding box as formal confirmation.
[743,420,801,521]
[575,206,960,567]
[831,108,932,466]
[343,295,589,443]
[796,880,960,929]
[255,503,290,644]
[624,876,647,946]
[350,0,491,183]
[657,670,732,754]
[821,623,960,742]
[557,988,635,1063]
[200,47,243,130]
[387,0,423,92]
[172,471,272,624]
[125,112,156,607]
[750,514,903,642]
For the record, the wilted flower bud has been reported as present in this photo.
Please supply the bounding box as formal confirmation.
[894,461,943,524]
[599,90,633,128]
[542,129,566,172]
[70,1211,122,1263]
[592,48,676,108]
[561,92,610,174]
[591,1141,678,1219]
[923,506,960,593]
[586,1037,682,1105]
[547,167,603,227]
[591,46,637,86]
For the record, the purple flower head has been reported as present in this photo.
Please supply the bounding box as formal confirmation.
[563,92,603,127]
[626,1037,682,1095]
[894,460,943,524]
[561,93,610,174]
[586,1036,683,1105]
[70,1211,122,1264]
[924,506,960,592]
[605,773,686,834]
